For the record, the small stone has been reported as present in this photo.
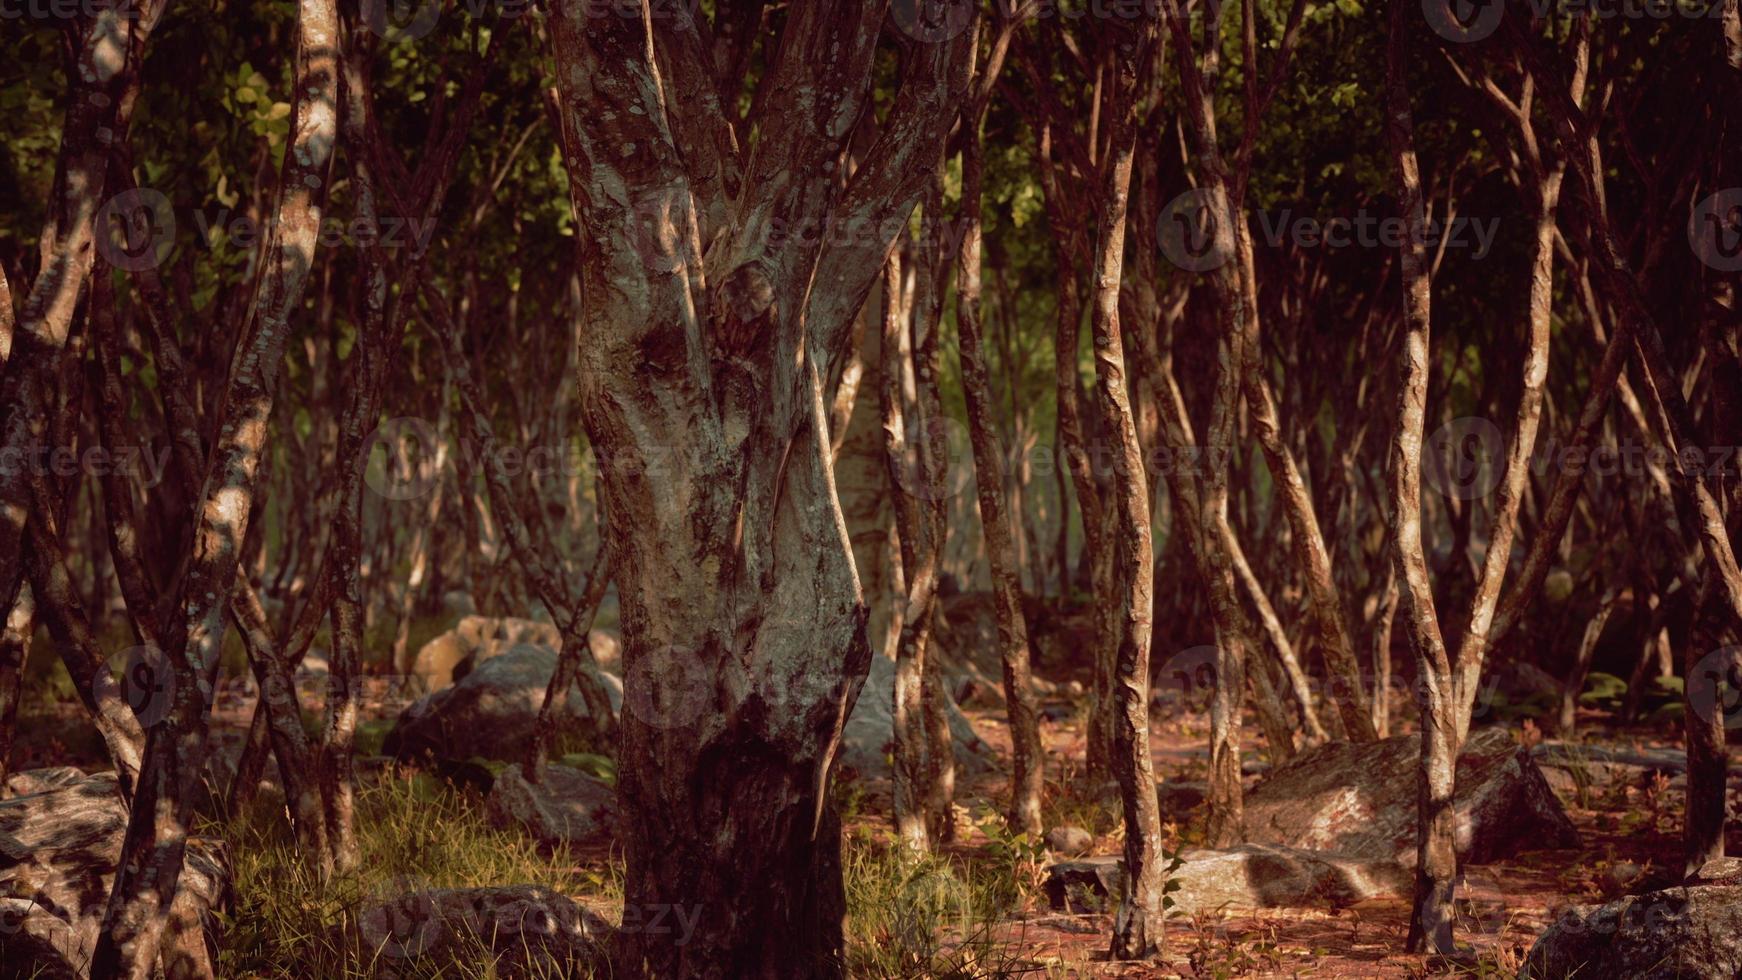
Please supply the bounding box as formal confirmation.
[1045,825,1093,857]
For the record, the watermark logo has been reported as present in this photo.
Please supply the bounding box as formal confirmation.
[360,0,441,40]
[1158,187,1236,273]
[891,0,976,43]
[359,878,441,959]
[622,644,713,730]
[105,645,176,727]
[361,417,445,500]
[891,414,973,502]
[1688,645,1742,730]
[96,187,175,272]
[1154,644,1221,712]
[628,190,696,277]
[1423,416,1505,500]
[1423,0,1504,42]
[1690,188,1742,272]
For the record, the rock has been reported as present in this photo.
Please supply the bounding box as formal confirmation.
[1043,857,1126,913]
[1045,826,1094,856]
[1157,779,1207,815]
[441,589,477,617]
[2,767,87,798]
[0,773,229,979]
[1241,728,1579,866]
[1044,845,1409,916]
[1171,846,1410,914]
[386,645,623,764]
[486,765,616,846]
[836,654,997,779]
[351,884,609,976]
[1523,882,1742,979]
[409,615,567,691]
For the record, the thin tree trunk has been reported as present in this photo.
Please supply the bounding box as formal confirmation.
[1557,587,1618,735]
[1385,1,1458,953]
[92,0,340,969]
[0,583,33,796]
[957,70,1043,836]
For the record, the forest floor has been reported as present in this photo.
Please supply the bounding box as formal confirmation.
[11,650,1734,977]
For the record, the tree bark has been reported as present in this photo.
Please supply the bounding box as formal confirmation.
[1385,0,1458,953]
[956,46,1043,836]
[1086,34,1168,960]
[91,0,341,970]
[545,3,970,972]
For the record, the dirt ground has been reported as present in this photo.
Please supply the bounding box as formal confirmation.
[12,667,1735,978]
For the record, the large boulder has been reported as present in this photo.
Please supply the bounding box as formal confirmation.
[486,765,615,847]
[0,773,230,979]
[408,615,622,692]
[1523,863,1742,979]
[351,884,609,977]
[836,654,997,780]
[386,645,622,764]
[1043,845,1411,915]
[1241,728,1578,866]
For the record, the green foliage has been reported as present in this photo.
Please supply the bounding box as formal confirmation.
[842,840,1026,979]
[215,773,599,979]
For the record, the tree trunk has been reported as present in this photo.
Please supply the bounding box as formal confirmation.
[1086,39,1168,960]
[1385,1,1458,953]
[956,79,1043,837]
[545,4,969,972]
[91,0,340,970]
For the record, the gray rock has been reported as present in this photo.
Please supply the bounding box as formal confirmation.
[351,884,610,977]
[1045,826,1094,857]
[1043,857,1126,913]
[1157,779,1207,815]
[2,767,87,798]
[486,765,616,846]
[0,773,229,979]
[441,590,478,617]
[410,615,564,691]
[386,645,622,764]
[1523,881,1742,979]
[1241,728,1579,866]
[1044,845,1410,916]
[836,654,997,779]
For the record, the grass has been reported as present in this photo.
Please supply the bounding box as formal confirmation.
[213,771,607,979]
[841,829,1032,979]
[210,766,1041,979]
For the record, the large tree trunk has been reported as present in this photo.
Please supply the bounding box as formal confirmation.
[545,4,969,973]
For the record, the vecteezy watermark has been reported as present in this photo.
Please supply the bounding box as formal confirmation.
[103,645,176,727]
[0,0,144,20]
[361,417,445,501]
[1424,416,1506,500]
[1688,645,1742,730]
[357,0,695,42]
[359,878,442,960]
[1158,189,1500,271]
[1425,0,1734,43]
[0,442,173,489]
[93,189,440,273]
[890,0,977,42]
[96,187,176,272]
[621,644,715,730]
[1420,416,1742,500]
[1689,188,1742,272]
